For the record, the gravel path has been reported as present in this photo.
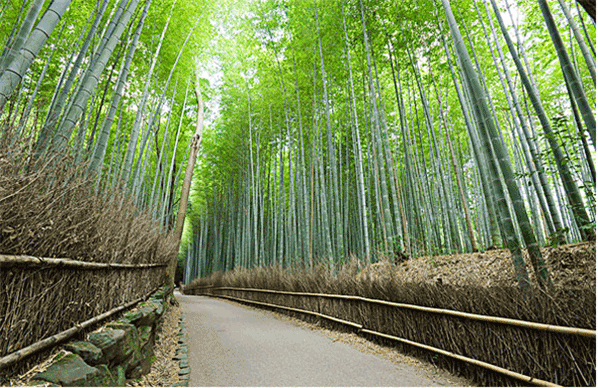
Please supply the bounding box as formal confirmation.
[179,294,467,387]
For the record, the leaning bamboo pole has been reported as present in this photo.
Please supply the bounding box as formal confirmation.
[0,285,161,370]
[203,290,561,387]
[0,255,168,269]
[186,286,595,338]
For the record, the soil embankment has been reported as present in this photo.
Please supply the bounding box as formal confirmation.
[382,241,595,289]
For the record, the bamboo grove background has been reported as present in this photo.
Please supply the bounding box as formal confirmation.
[0,0,214,242]
[182,0,596,291]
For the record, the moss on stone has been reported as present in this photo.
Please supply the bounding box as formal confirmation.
[89,364,116,386]
[137,325,153,347]
[34,354,100,386]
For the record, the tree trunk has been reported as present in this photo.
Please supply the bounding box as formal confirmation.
[0,0,44,78]
[53,0,139,155]
[442,0,538,294]
[90,0,150,179]
[490,0,594,241]
[169,75,204,284]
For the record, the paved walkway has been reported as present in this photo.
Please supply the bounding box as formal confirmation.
[177,294,460,387]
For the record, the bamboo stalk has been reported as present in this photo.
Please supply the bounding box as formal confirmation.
[0,286,160,370]
[197,287,595,338]
[359,328,561,387]
[0,254,167,269]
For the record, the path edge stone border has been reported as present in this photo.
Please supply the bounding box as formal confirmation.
[172,312,189,387]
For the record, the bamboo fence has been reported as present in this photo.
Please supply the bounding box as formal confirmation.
[185,286,595,338]
[0,254,168,269]
[0,254,168,378]
[212,292,560,387]
[0,285,161,370]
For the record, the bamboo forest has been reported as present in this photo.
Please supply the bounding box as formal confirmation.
[181,0,595,295]
[0,0,596,386]
[0,0,595,291]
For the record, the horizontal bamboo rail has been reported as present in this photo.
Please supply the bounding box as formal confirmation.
[190,286,595,338]
[184,285,215,290]
[215,293,363,329]
[0,254,167,269]
[0,286,161,371]
[203,290,561,387]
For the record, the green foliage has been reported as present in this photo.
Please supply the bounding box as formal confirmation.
[180,0,595,285]
[2,0,593,287]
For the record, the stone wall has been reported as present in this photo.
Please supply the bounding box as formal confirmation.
[28,287,169,387]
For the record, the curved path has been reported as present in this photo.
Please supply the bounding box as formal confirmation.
[177,294,462,387]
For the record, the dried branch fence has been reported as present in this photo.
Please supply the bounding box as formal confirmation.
[184,285,595,387]
[0,254,168,378]
[185,286,595,337]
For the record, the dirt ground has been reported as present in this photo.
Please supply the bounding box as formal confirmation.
[369,241,596,290]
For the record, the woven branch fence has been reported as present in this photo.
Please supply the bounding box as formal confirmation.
[0,284,161,371]
[184,286,595,337]
[183,282,595,387]
[0,254,168,379]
